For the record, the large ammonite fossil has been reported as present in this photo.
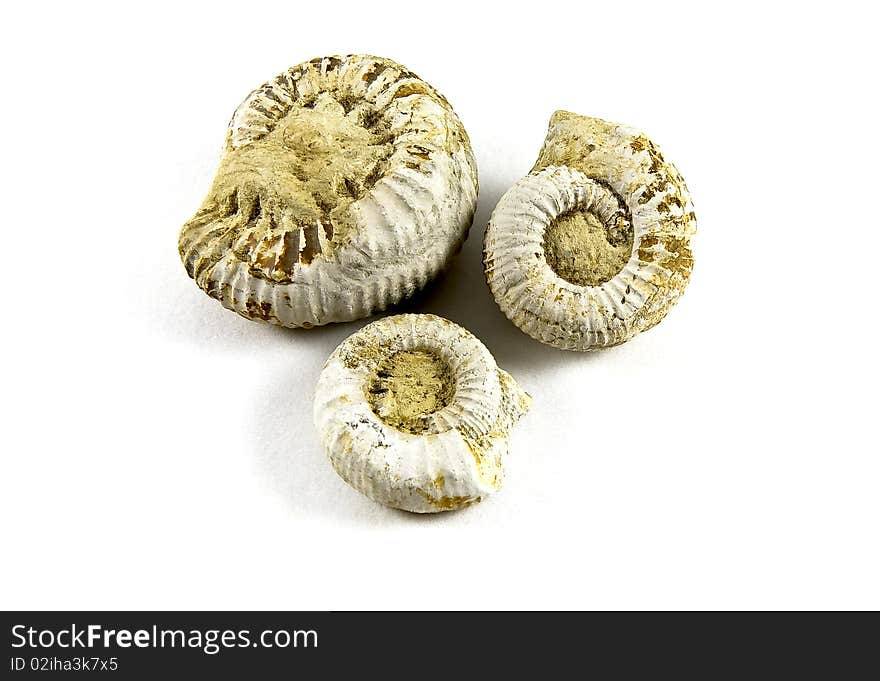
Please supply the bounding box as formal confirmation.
[179,55,478,328]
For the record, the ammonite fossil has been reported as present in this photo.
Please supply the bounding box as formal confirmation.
[314,314,530,513]
[179,55,478,327]
[484,111,696,350]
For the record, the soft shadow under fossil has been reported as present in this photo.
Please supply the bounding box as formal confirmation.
[248,179,611,521]
[249,357,493,525]
[159,177,608,522]
[390,181,608,375]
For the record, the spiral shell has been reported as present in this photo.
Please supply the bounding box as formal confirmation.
[314,314,530,513]
[179,55,478,328]
[484,111,696,350]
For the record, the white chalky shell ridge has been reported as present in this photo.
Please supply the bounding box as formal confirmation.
[484,112,696,350]
[313,314,530,513]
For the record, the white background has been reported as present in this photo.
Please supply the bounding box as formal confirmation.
[2,1,878,610]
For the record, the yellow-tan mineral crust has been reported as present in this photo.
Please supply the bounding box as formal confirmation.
[367,350,455,435]
[543,209,633,287]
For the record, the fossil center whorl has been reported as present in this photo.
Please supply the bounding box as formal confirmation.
[542,180,633,287]
[211,90,395,275]
[232,92,392,211]
[367,350,456,435]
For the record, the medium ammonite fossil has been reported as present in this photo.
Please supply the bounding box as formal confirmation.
[484,111,696,350]
[179,55,478,327]
[314,314,530,513]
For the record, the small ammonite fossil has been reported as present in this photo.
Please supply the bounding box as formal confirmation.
[484,111,696,351]
[179,55,478,328]
[314,314,530,513]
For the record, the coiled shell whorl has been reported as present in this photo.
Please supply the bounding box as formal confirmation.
[179,55,478,328]
[484,111,696,350]
[314,314,530,513]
